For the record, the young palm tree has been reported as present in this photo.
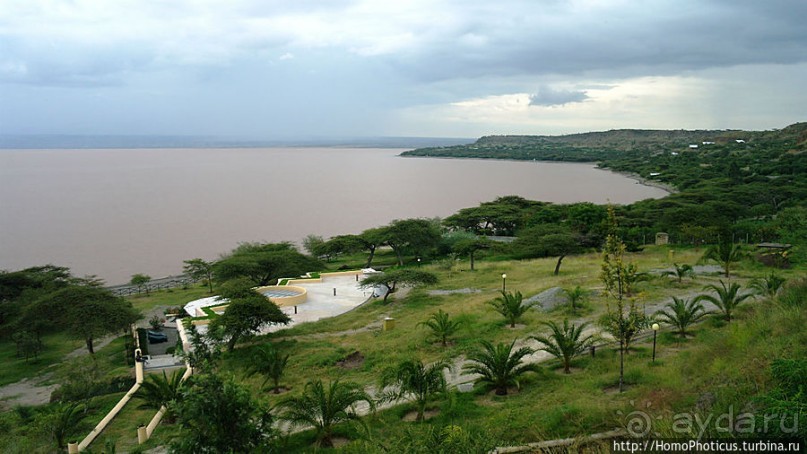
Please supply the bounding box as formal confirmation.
[379,359,450,421]
[655,296,710,337]
[530,320,594,374]
[564,286,587,314]
[246,344,289,394]
[696,280,754,322]
[488,291,536,328]
[133,370,185,422]
[702,242,745,278]
[662,263,695,283]
[277,379,376,447]
[417,310,462,347]
[750,272,787,298]
[49,402,85,450]
[462,339,538,395]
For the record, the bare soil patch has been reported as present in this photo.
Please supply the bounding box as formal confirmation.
[336,351,365,369]
[402,408,441,421]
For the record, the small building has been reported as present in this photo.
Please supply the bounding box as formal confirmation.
[649,172,662,177]
[689,144,699,149]
[655,232,669,245]
[735,139,746,143]
[671,152,679,156]
[702,141,715,145]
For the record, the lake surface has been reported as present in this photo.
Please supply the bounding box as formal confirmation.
[0,148,668,284]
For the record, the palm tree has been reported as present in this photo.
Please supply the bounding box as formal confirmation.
[379,359,450,421]
[655,296,710,337]
[488,291,536,328]
[133,370,185,422]
[49,402,85,450]
[564,286,587,314]
[662,263,695,283]
[417,310,462,347]
[702,242,745,278]
[696,280,754,322]
[750,272,786,298]
[277,379,376,447]
[530,320,594,374]
[462,339,538,395]
[246,344,289,394]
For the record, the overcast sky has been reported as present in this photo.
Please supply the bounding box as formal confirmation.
[1,0,805,138]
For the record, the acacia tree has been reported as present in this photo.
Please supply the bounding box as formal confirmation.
[531,320,594,374]
[598,205,646,392]
[213,242,323,286]
[211,279,291,352]
[379,359,450,422]
[26,284,139,354]
[488,290,536,328]
[130,273,152,295]
[359,269,438,303]
[183,258,215,293]
[277,379,375,447]
[382,219,442,266]
[452,236,491,271]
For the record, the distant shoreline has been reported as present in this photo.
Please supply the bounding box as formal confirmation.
[401,153,675,196]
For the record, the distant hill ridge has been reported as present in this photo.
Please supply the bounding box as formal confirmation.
[428,122,807,153]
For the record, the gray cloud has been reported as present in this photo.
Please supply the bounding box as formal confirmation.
[529,87,588,106]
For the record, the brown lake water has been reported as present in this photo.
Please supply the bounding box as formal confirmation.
[0,148,668,284]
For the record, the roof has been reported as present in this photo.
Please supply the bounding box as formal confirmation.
[756,242,792,249]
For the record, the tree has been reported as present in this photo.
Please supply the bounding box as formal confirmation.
[530,320,594,374]
[598,205,645,392]
[564,286,587,314]
[171,374,276,453]
[512,224,582,275]
[654,297,710,337]
[462,339,538,396]
[180,323,220,374]
[26,284,139,354]
[359,269,438,303]
[382,219,442,266]
[183,258,215,293]
[130,274,152,295]
[47,402,85,450]
[379,359,450,422]
[696,280,754,322]
[277,379,375,447]
[451,236,491,271]
[750,272,787,298]
[701,242,745,278]
[302,234,325,256]
[417,310,462,347]
[245,344,289,394]
[662,263,695,284]
[210,279,291,352]
[488,290,536,328]
[133,370,185,422]
[213,242,323,286]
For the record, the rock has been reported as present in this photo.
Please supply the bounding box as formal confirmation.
[525,287,568,312]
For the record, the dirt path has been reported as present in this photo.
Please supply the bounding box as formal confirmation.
[0,374,58,411]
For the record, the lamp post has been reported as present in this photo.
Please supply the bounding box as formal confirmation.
[501,273,507,293]
[651,323,660,363]
[417,257,421,267]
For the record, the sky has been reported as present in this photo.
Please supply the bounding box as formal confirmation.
[1,0,806,139]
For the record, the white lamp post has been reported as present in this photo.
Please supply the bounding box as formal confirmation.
[501,273,507,293]
[652,323,660,362]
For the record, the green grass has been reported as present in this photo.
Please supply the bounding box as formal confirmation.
[0,332,84,386]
